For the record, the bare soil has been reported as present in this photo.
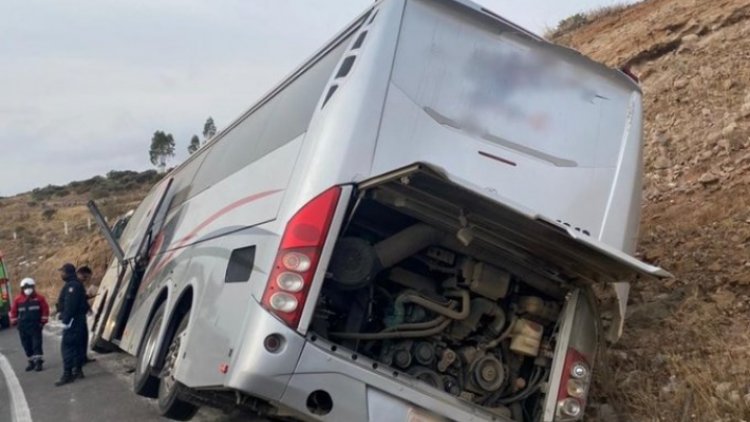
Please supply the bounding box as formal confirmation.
[0,188,148,303]
[554,1,750,420]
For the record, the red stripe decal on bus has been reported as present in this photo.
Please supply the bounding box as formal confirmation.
[140,189,282,290]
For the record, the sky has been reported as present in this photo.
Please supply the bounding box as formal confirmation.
[0,0,633,196]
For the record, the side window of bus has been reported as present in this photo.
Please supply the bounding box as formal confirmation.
[187,32,352,197]
[113,173,177,259]
[116,187,161,254]
[166,150,208,213]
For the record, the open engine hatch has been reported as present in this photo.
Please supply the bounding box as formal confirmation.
[358,163,670,286]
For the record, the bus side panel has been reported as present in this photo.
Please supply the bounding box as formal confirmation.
[270,0,404,226]
[173,221,283,388]
[119,254,191,356]
[118,138,303,356]
[170,140,306,387]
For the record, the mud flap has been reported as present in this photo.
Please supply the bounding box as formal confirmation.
[608,282,630,343]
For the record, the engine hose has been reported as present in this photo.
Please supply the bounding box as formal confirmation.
[392,289,470,325]
[453,298,506,339]
[374,224,444,268]
[383,315,449,332]
[384,300,458,332]
[481,316,518,351]
[329,318,451,340]
[494,367,547,405]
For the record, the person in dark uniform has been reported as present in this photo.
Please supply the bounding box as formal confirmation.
[55,263,89,386]
[9,278,50,372]
[76,266,96,365]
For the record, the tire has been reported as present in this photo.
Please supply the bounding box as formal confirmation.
[0,314,9,329]
[157,311,199,421]
[134,303,165,398]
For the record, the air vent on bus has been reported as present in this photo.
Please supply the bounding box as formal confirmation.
[320,7,376,110]
[336,56,356,78]
[352,31,367,50]
[322,85,339,108]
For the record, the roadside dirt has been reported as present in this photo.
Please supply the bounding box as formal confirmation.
[553,1,750,420]
[0,180,151,302]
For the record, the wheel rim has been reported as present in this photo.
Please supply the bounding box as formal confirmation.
[139,314,162,377]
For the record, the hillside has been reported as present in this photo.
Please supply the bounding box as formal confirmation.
[0,170,161,302]
[551,0,750,420]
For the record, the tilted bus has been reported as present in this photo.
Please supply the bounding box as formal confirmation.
[89,0,668,421]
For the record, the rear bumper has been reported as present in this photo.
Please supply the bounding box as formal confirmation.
[225,300,507,421]
[225,299,307,402]
[280,337,509,422]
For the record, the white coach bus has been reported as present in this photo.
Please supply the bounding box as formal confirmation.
[89,0,668,421]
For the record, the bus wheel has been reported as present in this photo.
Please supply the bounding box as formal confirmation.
[157,311,199,420]
[134,303,164,398]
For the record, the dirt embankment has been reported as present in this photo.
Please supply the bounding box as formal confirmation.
[0,171,159,303]
[553,0,750,420]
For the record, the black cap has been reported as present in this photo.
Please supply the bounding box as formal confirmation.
[59,263,76,277]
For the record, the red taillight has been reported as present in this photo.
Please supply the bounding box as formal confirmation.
[261,187,341,328]
[556,348,591,420]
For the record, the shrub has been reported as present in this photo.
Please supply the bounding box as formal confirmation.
[54,188,70,198]
[545,3,630,39]
[558,13,588,33]
[90,186,111,199]
[107,170,139,181]
[135,170,161,185]
[31,184,69,201]
[42,208,57,220]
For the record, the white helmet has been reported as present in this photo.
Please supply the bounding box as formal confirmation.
[20,278,35,288]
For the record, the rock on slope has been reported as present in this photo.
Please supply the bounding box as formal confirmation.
[554,0,750,420]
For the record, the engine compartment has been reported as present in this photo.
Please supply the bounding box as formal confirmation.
[311,195,573,420]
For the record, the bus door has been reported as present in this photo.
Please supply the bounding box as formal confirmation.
[89,178,173,345]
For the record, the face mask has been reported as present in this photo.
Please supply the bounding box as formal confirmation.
[23,288,34,296]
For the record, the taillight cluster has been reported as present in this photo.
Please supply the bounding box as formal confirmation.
[261,187,341,329]
[556,348,591,420]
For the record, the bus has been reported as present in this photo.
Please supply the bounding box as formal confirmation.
[88,0,668,420]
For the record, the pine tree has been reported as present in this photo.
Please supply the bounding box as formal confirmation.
[202,117,217,143]
[149,131,176,172]
[188,135,200,154]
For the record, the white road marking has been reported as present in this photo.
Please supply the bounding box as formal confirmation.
[0,352,33,422]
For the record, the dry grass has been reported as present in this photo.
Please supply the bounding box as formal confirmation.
[545,3,632,40]
[592,291,750,421]
[0,171,157,303]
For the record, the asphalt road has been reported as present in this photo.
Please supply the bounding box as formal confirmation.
[0,355,11,422]
[0,324,246,422]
